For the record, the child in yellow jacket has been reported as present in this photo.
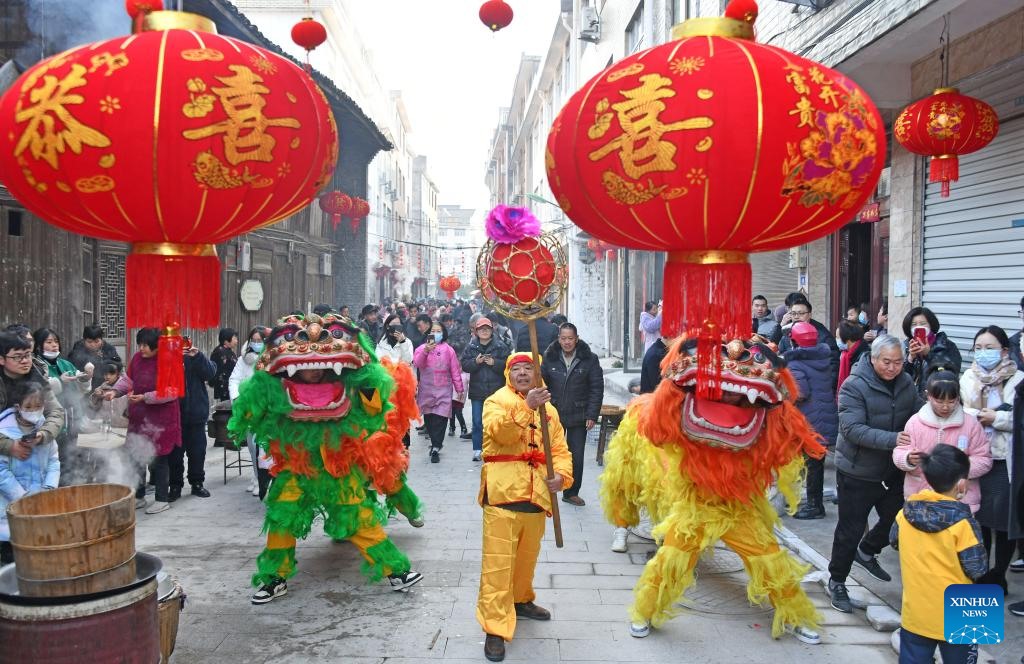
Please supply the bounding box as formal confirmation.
[890,444,988,664]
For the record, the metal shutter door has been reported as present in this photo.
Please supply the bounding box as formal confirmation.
[750,249,795,311]
[922,116,1024,355]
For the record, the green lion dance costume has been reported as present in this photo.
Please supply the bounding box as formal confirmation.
[600,337,827,643]
[229,312,425,604]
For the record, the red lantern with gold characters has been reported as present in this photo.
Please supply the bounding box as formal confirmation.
[349,196,370,233]
[319,190,352,230]
[546,0,884,394]
[440,275,461,299]
[0,10,338,330]
[894,88,998,197]
[479,0,514,33]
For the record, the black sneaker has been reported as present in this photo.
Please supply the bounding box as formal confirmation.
[448,427,456,437]
[459,431,472,439]
[251,578,287,604]
[1009,600,1024,616]
[792,503,825,520]
[430,448,440,463]
[191,484,211,498]
[388,570,423,591]
[828,578,853,613]
[168,486,182,503]
[854,548,892,582]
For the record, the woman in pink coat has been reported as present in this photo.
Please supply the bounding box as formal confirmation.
[414,321,464,464]
[893,371,990,513]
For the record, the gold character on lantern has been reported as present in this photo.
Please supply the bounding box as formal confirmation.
[88,52,129,77]
[14,63,112,170]
[588,74,713,178]
[818,85,841,109]
[182,65,301,165]
[789,97,815,128]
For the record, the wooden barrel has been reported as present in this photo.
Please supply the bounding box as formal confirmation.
[7,484,136,597]
[157,580,184,664]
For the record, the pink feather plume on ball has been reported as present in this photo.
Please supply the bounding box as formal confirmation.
[485,205,541,244]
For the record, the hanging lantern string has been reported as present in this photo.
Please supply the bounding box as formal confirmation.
[939,14,950,88]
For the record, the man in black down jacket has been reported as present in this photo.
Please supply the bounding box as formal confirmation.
[778,298,840,393]
[541,323,604,506]
[826,335,924,613]
[171,347,217,500]
[460,318,511,462]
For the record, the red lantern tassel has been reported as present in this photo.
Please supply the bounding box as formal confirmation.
[929,154,958,198]
[126,244,220,329]
[662,251,752,400]
[156,325,184,399]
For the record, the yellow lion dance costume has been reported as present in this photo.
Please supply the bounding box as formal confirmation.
[600,337,826,641]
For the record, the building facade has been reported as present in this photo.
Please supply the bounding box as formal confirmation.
[437,205,477,299]
[486,0,1024,366]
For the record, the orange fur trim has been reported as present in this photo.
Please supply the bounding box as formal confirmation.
[637,348,826,503]
[382,359,421,433]
[280,443,315,478]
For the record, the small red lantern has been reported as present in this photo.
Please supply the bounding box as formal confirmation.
[349,196,370,233]
[319,191,352,230]
[0,10,338,330]
[894,88,999,197]
[479,0,513,33]
[440,275,461,299]
[291,16,327,71]
[546,0,884,396]
[126,0,163,18]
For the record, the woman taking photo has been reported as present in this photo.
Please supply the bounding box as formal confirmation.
[902,306,962,395]
[32,328,90,484]
[413,321,463,464]
[960,325,1024,595]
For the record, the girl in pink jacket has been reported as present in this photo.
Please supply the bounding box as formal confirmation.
[894,371,991,513]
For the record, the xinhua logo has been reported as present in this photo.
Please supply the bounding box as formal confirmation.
[944,584,1003,645]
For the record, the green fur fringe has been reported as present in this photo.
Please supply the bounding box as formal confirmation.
[227,363,395,452]
[385,479,424,521]
[253,547,295,587]
[359,539,410,582]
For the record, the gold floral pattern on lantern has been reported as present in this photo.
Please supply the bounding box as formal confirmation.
[927,100,963,141]
[670,56,705,76]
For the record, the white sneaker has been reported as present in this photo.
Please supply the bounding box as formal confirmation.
[408,516,424,528]
[135,497,149,510]
[388,570,423,591]
[145,501,170,514]
[246,478,256,493]
[611,528,628,553]
[472,450,482,462]
[252,484,260,497]
[785,624,821,645]
[629,621,651,638]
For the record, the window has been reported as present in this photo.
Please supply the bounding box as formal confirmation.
[455,229,466,238]
[82,243,94,323]
[625,2,644,54]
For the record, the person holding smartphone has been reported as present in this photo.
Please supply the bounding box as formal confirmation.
[460,318,510,462]
[901,307,962,396]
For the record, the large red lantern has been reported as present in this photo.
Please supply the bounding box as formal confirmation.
[488,237,556,303]
[546,0,884,393]
[479,0,513,33]
[0,10,338,329]
[894,88,998,197]
[319,190,352,230]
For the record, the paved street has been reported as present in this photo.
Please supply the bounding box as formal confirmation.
[139,433,901,664]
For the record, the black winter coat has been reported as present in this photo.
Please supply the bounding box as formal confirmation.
[1008,330,1023,371]
[1008,377,1024,540]
[784,343,838,446]
[835,353,924,482]
[541,340,604,428]
[516,317,558,355]
[460,337,511,401]
[640,338,667,394]
[902,330,962,395]
[180,351,217,424]
[778,318,840,393]
[208,345,236,402]
[68,339,122,389]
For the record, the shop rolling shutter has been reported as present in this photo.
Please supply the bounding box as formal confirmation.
[750,249,795,311]
[922,116,1024,357]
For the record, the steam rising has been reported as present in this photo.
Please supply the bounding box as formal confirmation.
[15,0,128,67]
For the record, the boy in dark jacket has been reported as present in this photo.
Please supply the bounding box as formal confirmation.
[784,322,838,520]
[459,318,510,461]
[541,323,603,506]
[170,346,217,500]
[890,445,988,664]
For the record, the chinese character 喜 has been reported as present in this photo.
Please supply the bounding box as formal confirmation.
[183,65,301,164]
[14,63,112,170]
[588,74,713,178]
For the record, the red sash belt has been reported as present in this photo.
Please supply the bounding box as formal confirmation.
[483,450,547,468]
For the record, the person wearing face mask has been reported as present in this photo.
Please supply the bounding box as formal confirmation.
[0,381,61,564]
[0,332,65,465]
[376,314,415,367]
[959,325,1024,595]
[902,307,962,396]
[413,322,464,463]
[33,328,92,485]
[230,327,269,497]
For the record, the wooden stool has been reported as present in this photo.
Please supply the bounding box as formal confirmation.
[596,404,626,466]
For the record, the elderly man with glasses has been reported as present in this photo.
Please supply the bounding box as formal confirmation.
[0,332,65,462]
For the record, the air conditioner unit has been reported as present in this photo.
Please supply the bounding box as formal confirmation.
[876,166,891,198]
[237,241,251,272]
[320,253,332,276]
[579,6,601,42]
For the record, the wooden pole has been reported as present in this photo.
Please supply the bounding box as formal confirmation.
[527,318,563,548]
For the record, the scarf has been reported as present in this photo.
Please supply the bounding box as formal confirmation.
[836,339,861,395]
[972,357,1018,402]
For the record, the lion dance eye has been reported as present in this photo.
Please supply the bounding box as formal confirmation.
[331,328,344,339]
[753,351,766,364]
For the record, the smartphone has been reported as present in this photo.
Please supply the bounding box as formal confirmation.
[182,336,193,350]
[912,326,928,344]
[20,434,35,443]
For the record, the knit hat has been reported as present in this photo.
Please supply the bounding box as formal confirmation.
[791,322,817,348]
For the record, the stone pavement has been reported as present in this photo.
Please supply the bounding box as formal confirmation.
[135,431,910,664]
